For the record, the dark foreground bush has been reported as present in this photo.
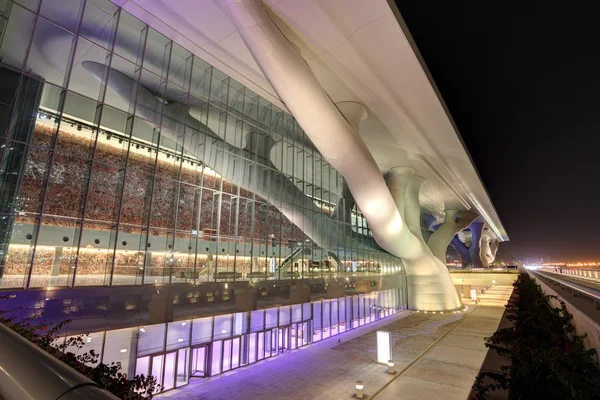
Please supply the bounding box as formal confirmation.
[473,273,600,399]
[0,295,160,399]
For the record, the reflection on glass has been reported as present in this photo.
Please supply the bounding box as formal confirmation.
[176,348,189,387]
[151,354,164,394]
[163,351,176,391]
[211,341,222,376]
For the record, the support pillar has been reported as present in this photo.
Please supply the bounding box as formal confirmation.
[217,0,460,311]
[427,210,478,264]
[451,235,472,268]
[468,221,486,268]
[480,230,500,266]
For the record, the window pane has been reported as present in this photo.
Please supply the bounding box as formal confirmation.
[103,327,137,377]
[250,309,264,333]
[40,0,84,32]
[211,340,221,375]
[27,18,76,87]
[265,308,277,329]
[80,0,118,49]
[213,314,231,340]
[137,323,165,357]
[0,3,35,70]
[163,351,176,390]
[166,320,190,351]
[176,348,189,387]
[191,317,212,345]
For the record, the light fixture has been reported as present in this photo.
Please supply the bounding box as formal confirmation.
[221,330,227,334]
[140,327,146,333]
[120,349,127,353]
[355,381,364,399]
[178,338,183,342]
[181,322,187,326]
[387,360,395,374]
[86,336,92,343]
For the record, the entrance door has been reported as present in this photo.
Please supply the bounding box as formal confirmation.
[278,326,290,353]
[191,346,207,377]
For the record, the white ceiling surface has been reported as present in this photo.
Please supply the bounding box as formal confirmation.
[113,0,507,241]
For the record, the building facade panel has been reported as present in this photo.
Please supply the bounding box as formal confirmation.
[0,0,411,392]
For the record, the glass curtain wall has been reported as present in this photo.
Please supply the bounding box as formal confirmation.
[0,0,404,290]
[56,287,407,393]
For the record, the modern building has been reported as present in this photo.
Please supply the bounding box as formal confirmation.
[0,0,507,393]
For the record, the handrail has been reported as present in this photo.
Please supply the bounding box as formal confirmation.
[0,322,119,400]
[532,271,600,302]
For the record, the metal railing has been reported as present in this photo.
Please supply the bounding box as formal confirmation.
[0,322,118,400]
[447,267,520,273]
[532,271,600,311]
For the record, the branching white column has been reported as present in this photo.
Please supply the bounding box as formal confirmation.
[469,221,486,268]
[451,235,471,267]
[428,210,478,263]
[386,167,461,310]
[216,0,461,310]
[481,230,500,266]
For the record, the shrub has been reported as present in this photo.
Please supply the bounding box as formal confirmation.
[0,295,160,399]
[473,273,600,399]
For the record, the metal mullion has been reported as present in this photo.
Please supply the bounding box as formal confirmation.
[214,175,223,283]
[10,23,44,290]
[232,184,240,282]
[71,5,121,288]
[172,349,179,389]
[140,41,174,285]
[108,23,149,287]
[25,1,89,289]
[193,164,205,284]
[18,0,43,73]
[127,48,170,286]
[214,75,231,282]
[171,53,195,284]
[99,330,108,365]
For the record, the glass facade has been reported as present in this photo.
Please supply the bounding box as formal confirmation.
[0,0,404,290]
[55,288,406,393]
[0,0,410,392]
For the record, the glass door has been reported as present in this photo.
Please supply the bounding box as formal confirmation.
[191,346,207,377]
[278,326,290,353]
[176,348,189,387]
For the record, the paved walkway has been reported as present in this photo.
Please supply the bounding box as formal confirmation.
[158,286,512,400]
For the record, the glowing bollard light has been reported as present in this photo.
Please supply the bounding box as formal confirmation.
[355,381,364,399]
[387,360,396,374]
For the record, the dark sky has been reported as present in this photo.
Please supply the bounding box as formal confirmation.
[395,1,600,262]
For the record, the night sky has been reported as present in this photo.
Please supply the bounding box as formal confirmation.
[395,1,600,262]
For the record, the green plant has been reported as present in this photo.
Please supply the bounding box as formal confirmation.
[473,274,600,399]
[0,295,160,399]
